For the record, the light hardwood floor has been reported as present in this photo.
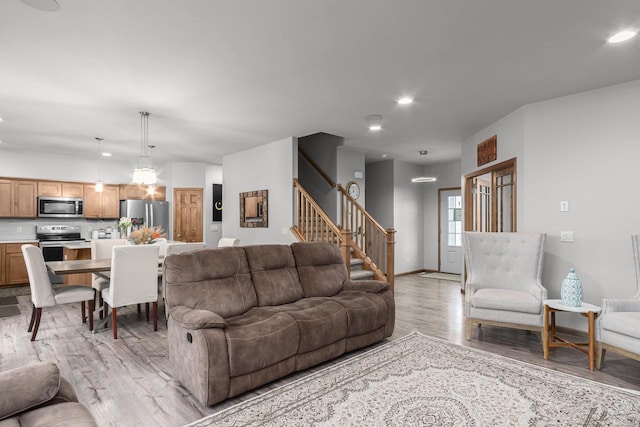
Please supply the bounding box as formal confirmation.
[1,275,638,426]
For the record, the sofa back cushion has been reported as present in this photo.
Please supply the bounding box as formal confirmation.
[291,242,346,297]
[244,245,304,306]
[164,247,257,318]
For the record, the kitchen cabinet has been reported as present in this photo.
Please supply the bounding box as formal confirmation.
[119,184,166,201]
[1,242,36,286]
[84,184,119,218]
[0,179,37,218]
[38,181,84,198]
[63,246,92,286]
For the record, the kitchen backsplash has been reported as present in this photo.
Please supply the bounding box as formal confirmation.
[0,218,118,241]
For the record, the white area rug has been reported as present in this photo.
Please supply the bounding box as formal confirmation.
[418,272,461,282]
[188,332,640,426]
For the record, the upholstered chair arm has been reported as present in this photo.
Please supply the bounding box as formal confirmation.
[170,306,227,330]
[343,279,389,294]
[527,282,548,301]
[601,298,640,314]
[0,362,62,420]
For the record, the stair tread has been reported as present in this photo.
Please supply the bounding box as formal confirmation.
[350,270,375,280]
[350,258,363,266]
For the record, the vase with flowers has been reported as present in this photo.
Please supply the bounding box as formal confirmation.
[118,217,132,237]
[129,227,166,245]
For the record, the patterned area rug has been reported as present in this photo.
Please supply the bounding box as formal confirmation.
[189,332,640,426]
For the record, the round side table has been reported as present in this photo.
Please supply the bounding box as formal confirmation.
[542,299,601,370]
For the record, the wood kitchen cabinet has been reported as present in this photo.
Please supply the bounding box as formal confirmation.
[38,181,84,198]
[0,178,37,218]
[0,242,35,286]
[63,246,92,286]
[119,184,166,201]
[84,184,119,218]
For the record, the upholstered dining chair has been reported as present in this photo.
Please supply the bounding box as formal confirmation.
[218,237,240,247]
[161,242,207,319]
[21,244,95,341]
[596,235,640,369]
[101,245,160,339]
[463,232,547,346]
[91,239,127,319]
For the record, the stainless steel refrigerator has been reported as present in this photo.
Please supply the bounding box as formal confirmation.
[120,200,170,234]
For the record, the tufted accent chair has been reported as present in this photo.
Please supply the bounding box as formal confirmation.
[463,232,547,344]
[596,235,640,369]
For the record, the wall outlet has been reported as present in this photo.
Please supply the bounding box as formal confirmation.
[16,226,22,233]
[560,231,574,242]
[281,227,289,235]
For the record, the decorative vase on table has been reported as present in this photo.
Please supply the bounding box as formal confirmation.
[560,268,583,307]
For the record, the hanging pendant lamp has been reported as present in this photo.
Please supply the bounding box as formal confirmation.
[411,150,437,183]
[132,111,157,185]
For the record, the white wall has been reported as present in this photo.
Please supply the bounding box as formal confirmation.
[337,146,366,208]
[222,137,298,245]
[422,159,462,270]
[394,160,424,274]
[365,160,394,229]
[462,78,640,331]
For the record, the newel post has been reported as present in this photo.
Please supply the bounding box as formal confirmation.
[341,229,352,278]
[385,228,396,293]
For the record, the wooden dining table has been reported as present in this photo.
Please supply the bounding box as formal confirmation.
[46,257,164,278]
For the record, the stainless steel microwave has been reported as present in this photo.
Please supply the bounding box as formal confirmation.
[37,197,84,218]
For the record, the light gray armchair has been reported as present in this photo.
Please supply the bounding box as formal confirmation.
[596,235,640,369]
[463,232,547,345]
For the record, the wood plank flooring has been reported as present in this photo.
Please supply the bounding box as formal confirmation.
[1,275,638,427]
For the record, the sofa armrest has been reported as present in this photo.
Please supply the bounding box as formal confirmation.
[343,279,389,293]
[601,298,640,314]
[0,362,61,420]
[170,306,227,329]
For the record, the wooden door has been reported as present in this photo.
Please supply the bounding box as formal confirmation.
[439,188,463,274]
[173,188,203,242]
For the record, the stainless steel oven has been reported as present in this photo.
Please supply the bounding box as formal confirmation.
[38,197,84,218]
[36,225,85,284]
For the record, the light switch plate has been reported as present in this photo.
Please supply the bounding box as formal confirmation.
[560,201,569,212]
[560,231,574,242]
[210,225,218,231]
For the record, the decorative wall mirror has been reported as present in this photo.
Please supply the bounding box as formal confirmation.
[240,189,268,228]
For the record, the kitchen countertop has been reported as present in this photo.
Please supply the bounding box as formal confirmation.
[0,239,39,244]
[61,241,92,249]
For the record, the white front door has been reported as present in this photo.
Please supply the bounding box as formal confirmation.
[439,189,463,274]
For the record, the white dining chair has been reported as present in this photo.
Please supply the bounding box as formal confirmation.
[162,242,207,319]
[101,245,160,339]
[22,244,95,341]
[91,239,127,319]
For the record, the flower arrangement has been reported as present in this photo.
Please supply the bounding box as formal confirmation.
[118,217,132,235]
[129,227,166,245]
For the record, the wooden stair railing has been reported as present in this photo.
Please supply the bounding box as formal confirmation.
[292,178,395,292]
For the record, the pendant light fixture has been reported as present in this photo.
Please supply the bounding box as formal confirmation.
[95,137,104,192]
[411,150,437,183]
[132,111,157,185]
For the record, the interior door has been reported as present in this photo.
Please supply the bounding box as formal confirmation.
[439,188,463,274]
[173,188,203,243]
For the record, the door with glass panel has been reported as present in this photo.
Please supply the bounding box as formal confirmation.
[439,188,463,274]
[464,158,517,233]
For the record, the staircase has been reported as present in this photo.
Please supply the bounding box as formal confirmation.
[291,148,395,291]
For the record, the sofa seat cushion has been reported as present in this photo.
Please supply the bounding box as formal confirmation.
[325,291,388,337]
[471,288,541,314]
[273,299,348,353]
[601,312,640,339]
[225,308,299,377]
[244,245,304,306]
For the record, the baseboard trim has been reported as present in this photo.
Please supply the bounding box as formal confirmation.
[395,269,436,277]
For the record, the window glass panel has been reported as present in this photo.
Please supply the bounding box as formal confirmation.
[448,235,456,246]
[456,234,462,246]
[448,209,454,221]
[454,208,462,221]
[448,196,456,209]
[455,196,462,208]
[449,223,456,233]
[455,222,462,233]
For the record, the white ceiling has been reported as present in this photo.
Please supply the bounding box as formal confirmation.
[1,0,639,166]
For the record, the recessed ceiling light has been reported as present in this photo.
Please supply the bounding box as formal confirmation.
[102,152,112,157]
[369,124,382,131]
[608,29,637,44]
[380,153,388,158]
[397,97,414,105]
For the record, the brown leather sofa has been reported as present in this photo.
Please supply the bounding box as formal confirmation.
[164,242,395,406]
[0,362,97,426]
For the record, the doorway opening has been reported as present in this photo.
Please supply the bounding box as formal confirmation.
[464,158,517,232]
